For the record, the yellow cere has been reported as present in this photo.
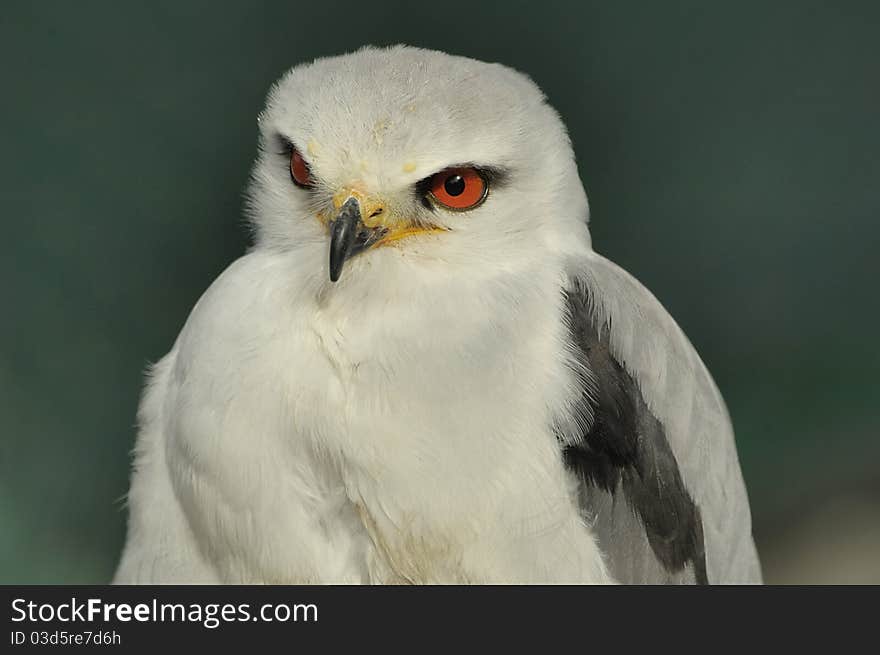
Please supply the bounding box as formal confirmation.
[322,184,447,244]
[332,187,367,210]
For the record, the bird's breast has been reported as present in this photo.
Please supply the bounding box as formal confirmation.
[165,250,584,582]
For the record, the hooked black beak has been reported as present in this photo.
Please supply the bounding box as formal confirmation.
[328,197,360,282]
[327,194,445,282]
[328,196,392,282]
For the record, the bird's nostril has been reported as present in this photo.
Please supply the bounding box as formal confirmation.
[369,208,384,218]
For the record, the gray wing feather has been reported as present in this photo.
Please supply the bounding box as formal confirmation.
[565,252,762,584]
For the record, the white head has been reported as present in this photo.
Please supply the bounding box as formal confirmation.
[247,45,591,297]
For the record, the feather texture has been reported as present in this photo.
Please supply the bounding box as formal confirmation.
[561,254,762,583]
[114,45,759,584]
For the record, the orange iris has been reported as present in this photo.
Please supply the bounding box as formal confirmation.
[290,148,312,187]
[428,167,487,210]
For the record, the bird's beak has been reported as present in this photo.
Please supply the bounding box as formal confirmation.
[328,196,363,282]
[329,195,395,283]
[327,191,445,282]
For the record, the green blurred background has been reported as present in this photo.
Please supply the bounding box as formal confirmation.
[2,1,878,583]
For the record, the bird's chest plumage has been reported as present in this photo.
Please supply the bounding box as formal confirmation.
[165,253,582,583]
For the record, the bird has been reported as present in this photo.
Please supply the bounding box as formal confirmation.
[113,45,761,584]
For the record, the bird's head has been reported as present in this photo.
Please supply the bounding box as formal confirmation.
[247,45,591,288]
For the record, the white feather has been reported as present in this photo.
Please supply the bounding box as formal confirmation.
[114,45,756,584]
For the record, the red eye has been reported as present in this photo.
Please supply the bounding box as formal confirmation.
[428,167,488,211]
[290,147,313,188]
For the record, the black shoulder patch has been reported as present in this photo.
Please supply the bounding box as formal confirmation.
[562,286,709,585]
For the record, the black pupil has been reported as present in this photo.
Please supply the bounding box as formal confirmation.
[444,174,466,196]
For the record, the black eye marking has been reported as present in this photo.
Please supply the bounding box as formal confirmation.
[415,176,436,210]
[274,133,295,157]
